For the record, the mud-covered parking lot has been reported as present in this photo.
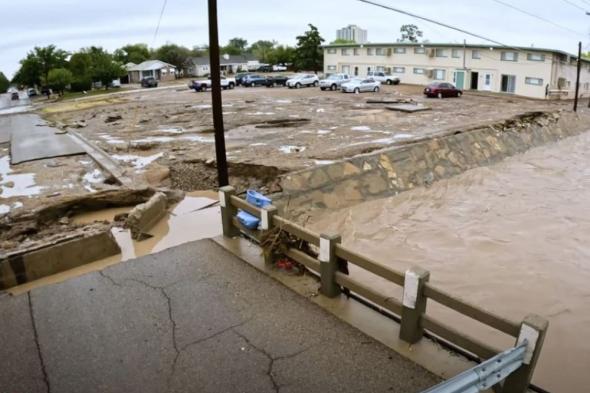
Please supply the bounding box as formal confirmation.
[45,84,569,186]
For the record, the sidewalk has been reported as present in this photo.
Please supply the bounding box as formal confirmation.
[0,239,439,393]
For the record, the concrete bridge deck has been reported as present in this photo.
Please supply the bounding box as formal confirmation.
[0,239,438,393]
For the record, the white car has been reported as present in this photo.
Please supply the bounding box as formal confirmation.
[341,78,381,93]
[367,71,400,85]
[319,73,351,91]
[272,64,287,71]
[286,74,319,89]
[190,77,236,91]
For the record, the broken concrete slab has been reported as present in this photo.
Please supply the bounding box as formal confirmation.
[0,228,120,289]
[366,98,416,104]
[126,192,168,240]
[386,104,432,113]
[9,114,86,164]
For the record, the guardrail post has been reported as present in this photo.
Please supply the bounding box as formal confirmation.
[218,186,240,238]
[400,267,430,344]
[261,205,278,265]
[319,233,342,298]
[501,314,549,393]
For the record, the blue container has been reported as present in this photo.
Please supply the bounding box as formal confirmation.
[246,190,271,208]
[237,211,260,229]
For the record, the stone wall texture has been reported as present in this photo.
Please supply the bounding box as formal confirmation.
[276,111,587,219]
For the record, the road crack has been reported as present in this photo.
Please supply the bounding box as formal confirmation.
[28,293,51,393]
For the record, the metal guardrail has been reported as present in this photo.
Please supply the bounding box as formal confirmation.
[218,186,549,393]
[423,341,527,393]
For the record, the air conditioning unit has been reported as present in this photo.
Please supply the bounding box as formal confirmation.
[428,49,435,58]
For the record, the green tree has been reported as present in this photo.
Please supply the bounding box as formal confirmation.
[399,24,423,43]
[12,54,43,87]
[68,52,93,91]
[330,38,355,45]
[0,72,9,93]
[153,44,192,69]
[76,47,125,89]
[223,37,248,55]
[113,43,150,64]
[34,45,69,85]
[249,40,276,63]
[47,68,73,95]
[267,45,296,66]
[294,24,325,72]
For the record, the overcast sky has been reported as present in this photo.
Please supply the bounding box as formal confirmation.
[1,0,589,78]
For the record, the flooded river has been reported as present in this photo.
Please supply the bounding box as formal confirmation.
[310,131,590,393]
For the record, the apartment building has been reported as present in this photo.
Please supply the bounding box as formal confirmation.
[323,43,590,99]
[336,25,368,44]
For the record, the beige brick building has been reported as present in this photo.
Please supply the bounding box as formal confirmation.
[323,43,590,99]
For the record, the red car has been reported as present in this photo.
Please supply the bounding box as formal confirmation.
[424,82,462,98]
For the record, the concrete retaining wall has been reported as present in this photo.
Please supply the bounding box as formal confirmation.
[277,111,586,218]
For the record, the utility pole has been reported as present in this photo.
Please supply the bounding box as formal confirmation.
[208,0,229,187]
[463,39,466,70]
[574,41,582,112]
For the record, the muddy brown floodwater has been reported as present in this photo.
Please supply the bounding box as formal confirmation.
[309,131,590,393]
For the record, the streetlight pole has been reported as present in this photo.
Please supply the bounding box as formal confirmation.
[208,0,229,187]
[574,41,582,112]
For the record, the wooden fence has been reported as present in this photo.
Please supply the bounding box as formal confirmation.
[219,186,548,393]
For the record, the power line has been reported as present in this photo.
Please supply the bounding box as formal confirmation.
[561,0,588,11]
[358,0,523,52]
[152,0,169,46]
[490,0,588,38]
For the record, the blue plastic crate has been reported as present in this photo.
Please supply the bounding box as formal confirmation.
[246,190,271,208]
[237,210,260,229]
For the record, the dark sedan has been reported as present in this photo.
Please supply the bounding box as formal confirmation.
[141,77,159,88]
[242,75,266,87]
[424,82,462,98]
[265,75,289,87]
[235,72,252,86]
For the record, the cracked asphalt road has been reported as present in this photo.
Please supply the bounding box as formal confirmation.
[0,239,439,393]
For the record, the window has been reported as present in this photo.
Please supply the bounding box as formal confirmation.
[435,48,447,57]
[393,67,405,73]
[414,68,426,75]
[414,47,426,54]
[327,48,336,54]
[472,50,481,59]
[327,65,337,71]
[342,48,350,56]
[367,48,375,56]
[376,66,385,72]
[433,69,446,80]
[353,48,360,56]
[376,48,385,56]
[452,49,461,58]
[501,51,518,61]
[527,53,545,62]
[525,77,543,86]
[394,47,406,54]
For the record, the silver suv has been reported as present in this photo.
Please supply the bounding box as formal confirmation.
[367,71,400,85]
[319,73,351,91]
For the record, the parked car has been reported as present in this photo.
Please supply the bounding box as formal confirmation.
[141,77,158,88]
[341,78,381,93]
[235,72,252,86]
[366,71,400,85]
[257,65,273,72]
[10,92,19,100]
[286,74,319,89]
[27,88,37,97]
[110,79,121,88]
[189,77,236,91]
[264,75,289,87]
[242,74,267,87]
[272,64,288,72]
[319,73,351,91]
[423,82,462,98]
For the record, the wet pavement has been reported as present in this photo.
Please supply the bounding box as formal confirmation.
[0,239,439,393]
[309,130,590,393]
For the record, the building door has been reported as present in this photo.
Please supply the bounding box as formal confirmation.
[354,66,359,76]
[470,71,479,90]
[454,71,465,89]
[342,65,351,74]
[501,74,516,93]
[482,72,493,91]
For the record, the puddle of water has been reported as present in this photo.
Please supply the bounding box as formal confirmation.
[351,126,372,131]
[279,145,306,154]
[275,99,292,104]
[112,153,164,169]
[98,134,125,144]
[250,143,267,147]
[193,104,212,109]
[10,195,221,296]
[249,112,276,116]
[314,160,335,165]
[0,201,23,214]
[0,156,43,198]
[158,126,185,134]
[317,130,331,135]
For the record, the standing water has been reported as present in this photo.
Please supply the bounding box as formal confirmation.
[309,131,590,393]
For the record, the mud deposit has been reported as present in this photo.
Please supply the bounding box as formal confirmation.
[309,131,590,393]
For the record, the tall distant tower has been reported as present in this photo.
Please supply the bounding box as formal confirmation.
[336,25,368,43]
